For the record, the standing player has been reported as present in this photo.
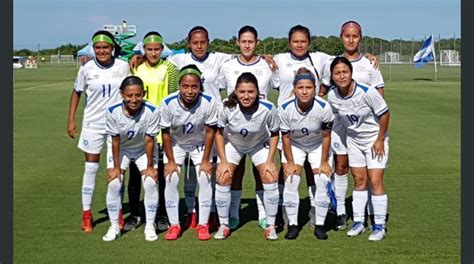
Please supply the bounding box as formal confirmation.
[160,65,218,241]
[214,72,280,240]
[327,57,390,241]
[102,76,159,242]
[278,68,334,240]
[324,21,385,230]
[67,30,130,233]
[217,25,279,230]
[124,31,179,232]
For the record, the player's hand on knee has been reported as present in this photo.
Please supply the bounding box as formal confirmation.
[216,163,232,184]
[200,159,212,178]
[145,166,158,182]
[164,162,179,182]
[283,162,298,180]
[107,167,122,183]
[264,162,278,182]
[318,161,333,176]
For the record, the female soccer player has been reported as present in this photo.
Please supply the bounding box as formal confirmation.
[102,76,159,242]
[327,56,390,241]
[159,65,219,241]
[278,67,334,240]
[329,21,386,230]
[214,72,280,240]
[217,25,279,230]
[67,30,130,233]
[125,31,179,233]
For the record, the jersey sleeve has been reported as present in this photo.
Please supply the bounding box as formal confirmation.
[267,106,280,133]
[217,105,229,128]
[370,67,385,89]
[166,53,184,69]
[321,102,335,123]
[106,110,119,136]
[365,87,389,117]
[321,56,335,87]
[146,107,160,137]
[205,99,219,127]
[270,69,281,90]
[158,103,172,129]
[216,64,227,91]
[166,62,179,93]
[278,106,290,133]
[73,65,86,93]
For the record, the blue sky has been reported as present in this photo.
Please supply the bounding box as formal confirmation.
[14,0,460,50]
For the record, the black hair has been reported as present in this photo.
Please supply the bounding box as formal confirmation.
[224,72,260,108]
[92,30,122,57]
[187,26,209,42]
[144,31,162,38]
[329,56,353,86]
[288,24,311,43]
[238,25,258,39]
[179,64,203,91]
[120,76,144,92]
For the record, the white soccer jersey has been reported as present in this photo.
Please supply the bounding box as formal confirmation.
[278,96,334,151]
[167,52,232,102]
[327,82,389,147]
[218,99,280,153]
[159,91,219,146]
[350,54,384,89]
[272,52,332,106]
[106,101,159,153]
[74,58,130,133]
[217,56,276,99]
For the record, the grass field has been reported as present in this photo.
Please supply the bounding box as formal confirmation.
[13,63,460,263]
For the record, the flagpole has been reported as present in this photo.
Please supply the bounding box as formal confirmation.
[432,34,437,81]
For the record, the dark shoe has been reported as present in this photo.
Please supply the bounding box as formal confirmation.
[336,214,348,231]
[123,215,142,231]
[156,215,169,231]
[284,225,299,240]
[314,225,328,240]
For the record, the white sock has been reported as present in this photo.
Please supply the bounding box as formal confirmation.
[334,173,348,216]
[314,173,330,226]
[352,190,368,223]
[82,162,99,211]
[308,185,316,207]
[106,176,123,227]
[371,194,388,225]
[165,171,180,225]
[262,183,279,226]
[215,185,231,225]
[197,170,212,225]
[142,176,158,226]
[283,175,300,226]
[184,165,197,214]
[256,189,267,220]
[230,190,242,220]
[367,185,374,216]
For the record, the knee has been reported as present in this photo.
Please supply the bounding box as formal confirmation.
[335,163,349,175]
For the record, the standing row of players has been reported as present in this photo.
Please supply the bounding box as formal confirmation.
[67,21,389,242]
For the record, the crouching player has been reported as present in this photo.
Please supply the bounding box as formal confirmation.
[102,76,160,242]
[160,65,218,241]
[279,67,334,240]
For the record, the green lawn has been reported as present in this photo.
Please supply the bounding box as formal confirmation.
[13,63,460,263]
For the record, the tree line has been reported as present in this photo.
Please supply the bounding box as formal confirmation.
[13,36,461,60]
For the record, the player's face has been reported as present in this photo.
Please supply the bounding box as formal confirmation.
[122,84,144,114]
[294,79,315,104]
[332,62,353,90]
[237,32,259,60]
[341,26,361,54]
[236,82,258,109]
[144,42,163,66]
[179,74,201,106]
[93,41,113,65]
[189,31,209,60]
[289,31,310,57]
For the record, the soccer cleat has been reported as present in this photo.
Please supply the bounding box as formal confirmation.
[368,224,387,241]
[314,225,328,240]
[308,206,316,228]
[336,214,348,231]
[197,225,211,241]
[186,212,198,229]
[258,218,268,230]
[144,224,158,242]
[124,215,142,231]
[156,215,169,231]
[81,210,94,233]
[118,209,124,231]
[214,225,230,240]
[284,225,299,240]
[102,226,120,242]
[265,225,278,241]
[164,224,181,240]
[347,222,366,237]
[229,217,239,230]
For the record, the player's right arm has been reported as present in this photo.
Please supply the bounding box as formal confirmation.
[67,66,86,138]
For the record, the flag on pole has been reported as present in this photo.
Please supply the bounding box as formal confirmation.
[413,35,435,68]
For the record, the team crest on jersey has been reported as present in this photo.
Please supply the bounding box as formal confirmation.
[112,71,121,78]
[93,74,100,79]
[233,70,240,76]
